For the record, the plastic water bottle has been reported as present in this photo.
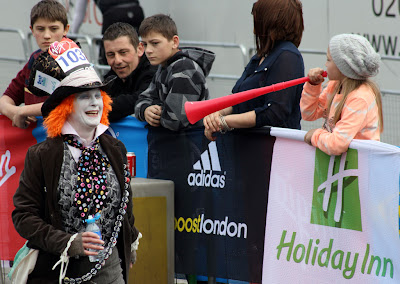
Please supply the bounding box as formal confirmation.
[85,213,102,262]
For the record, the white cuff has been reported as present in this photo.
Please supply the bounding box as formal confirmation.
[131,232,143,251]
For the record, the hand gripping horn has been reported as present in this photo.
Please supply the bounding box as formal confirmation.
[185,71,327,124]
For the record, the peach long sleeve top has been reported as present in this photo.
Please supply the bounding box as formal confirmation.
[300,81,380,155]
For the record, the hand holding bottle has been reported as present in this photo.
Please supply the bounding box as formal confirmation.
[84,213,104,262]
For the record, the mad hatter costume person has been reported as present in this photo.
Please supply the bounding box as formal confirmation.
[12,38,141,284]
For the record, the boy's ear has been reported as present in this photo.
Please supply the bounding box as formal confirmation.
[172,35,179,49]
[137,42,145,57]
[64,24,70,36]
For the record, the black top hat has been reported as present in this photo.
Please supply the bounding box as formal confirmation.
[28,37,115,117]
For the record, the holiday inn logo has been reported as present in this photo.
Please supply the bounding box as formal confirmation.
[311,148,362,231]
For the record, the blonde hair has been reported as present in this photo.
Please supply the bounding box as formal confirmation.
[44,90,113,138]
[327,78,383,133]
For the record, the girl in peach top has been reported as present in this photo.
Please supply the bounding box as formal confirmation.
[301,33,383,156]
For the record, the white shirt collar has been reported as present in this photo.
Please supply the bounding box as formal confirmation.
[61,121,109,147]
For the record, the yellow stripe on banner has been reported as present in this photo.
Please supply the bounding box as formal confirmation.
[129,196,168,284]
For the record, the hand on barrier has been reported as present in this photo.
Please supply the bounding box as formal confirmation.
[144,105,162,127]
[304,129,317,145]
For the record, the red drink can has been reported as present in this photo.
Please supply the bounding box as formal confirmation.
[127,152,136,177]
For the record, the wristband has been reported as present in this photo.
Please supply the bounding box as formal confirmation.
[219,115,234,134]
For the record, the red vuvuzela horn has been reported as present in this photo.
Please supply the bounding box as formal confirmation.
[185,71,327,124]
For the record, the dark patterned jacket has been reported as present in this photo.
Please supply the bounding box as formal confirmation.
[135,47,215,131]
[12,134,137,283]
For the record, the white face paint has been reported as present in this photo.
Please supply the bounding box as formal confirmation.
[67,89,103,140]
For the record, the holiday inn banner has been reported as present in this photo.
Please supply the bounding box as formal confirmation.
[1,115,400,283]
[263,128,400,283]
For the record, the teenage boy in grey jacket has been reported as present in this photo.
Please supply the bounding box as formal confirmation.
[134,14,215,131]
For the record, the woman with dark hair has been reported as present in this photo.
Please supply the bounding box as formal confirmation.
[204,0,305,140]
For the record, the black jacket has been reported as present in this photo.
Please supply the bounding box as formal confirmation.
[105,55,157,122]
[12,134,137,283]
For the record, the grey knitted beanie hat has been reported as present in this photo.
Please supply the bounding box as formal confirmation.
[329,34,380,80]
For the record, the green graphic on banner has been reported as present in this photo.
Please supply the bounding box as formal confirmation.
[311,148,362,231]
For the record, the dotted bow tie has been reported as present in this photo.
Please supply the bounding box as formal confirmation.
[64,135,111,220]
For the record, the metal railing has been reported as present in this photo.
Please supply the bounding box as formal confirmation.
[180,40,248,66]
[20,31,249,81]
[89,35,111,75]
[85,37,247,80]
[180,40,247,81]
[0,28,30,64]
[27,32,97,61]
[6,28,400,97]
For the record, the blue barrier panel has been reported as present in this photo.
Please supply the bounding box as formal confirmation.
[33,116,149,178]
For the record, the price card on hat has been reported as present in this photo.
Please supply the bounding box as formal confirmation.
[49,38,91,74]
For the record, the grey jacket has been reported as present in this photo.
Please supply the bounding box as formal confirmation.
[135,47,215,131]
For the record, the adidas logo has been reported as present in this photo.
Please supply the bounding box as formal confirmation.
[187,141,226,188]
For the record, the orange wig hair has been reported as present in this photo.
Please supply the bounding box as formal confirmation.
[43,90,113,138]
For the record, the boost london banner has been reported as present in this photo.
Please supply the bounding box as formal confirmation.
[146,127,275,282]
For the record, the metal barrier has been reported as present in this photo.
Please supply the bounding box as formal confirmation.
[90,35,111,75]
[87,37,246,80]
[180,40,246,81]
[27,32,97,62]
[0,28,30,64]
[22,32,247,81]
[11,29,400,94]
[180,40,248,66]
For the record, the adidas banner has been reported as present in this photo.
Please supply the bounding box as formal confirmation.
[147,127,275,282]
[263,128,400,283]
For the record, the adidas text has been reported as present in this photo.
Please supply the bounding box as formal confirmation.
[187,170,226,188]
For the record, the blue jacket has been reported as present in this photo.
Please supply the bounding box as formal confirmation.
[232,41,304,129]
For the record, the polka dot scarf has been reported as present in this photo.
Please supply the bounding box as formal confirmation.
[63,134,111,220]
